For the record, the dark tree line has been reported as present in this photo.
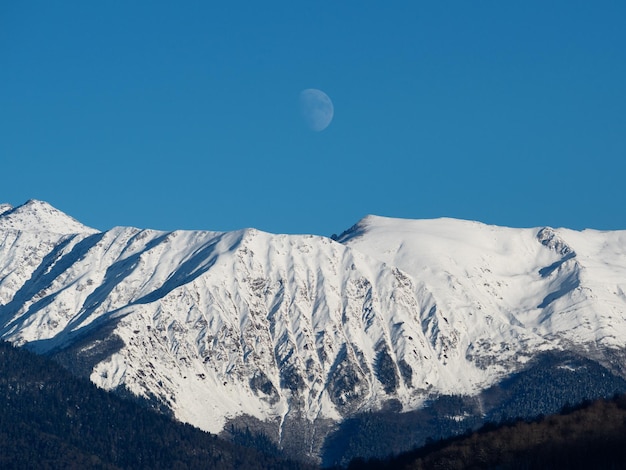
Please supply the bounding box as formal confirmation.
[0,340,311,470]
[348,394,626,470]
[323,351,626,467]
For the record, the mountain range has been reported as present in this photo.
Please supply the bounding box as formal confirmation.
[1,199,625,465]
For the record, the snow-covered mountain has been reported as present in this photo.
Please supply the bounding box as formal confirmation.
[1,200,626,463]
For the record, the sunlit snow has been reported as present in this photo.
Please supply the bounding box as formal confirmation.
[1,201,625,454]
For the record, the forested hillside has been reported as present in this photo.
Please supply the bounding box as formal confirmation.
[349,394,626,469]
[0,341,310,470]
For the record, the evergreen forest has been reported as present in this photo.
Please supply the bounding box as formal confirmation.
[0,340,310,470]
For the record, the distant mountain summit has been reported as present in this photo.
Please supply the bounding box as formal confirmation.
[1,200,625,464]
[0,199,98,234]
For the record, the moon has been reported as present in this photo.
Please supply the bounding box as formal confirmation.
[299,88,334,131]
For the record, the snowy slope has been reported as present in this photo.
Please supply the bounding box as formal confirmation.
[338,216,626,359]
[1,201,625,461]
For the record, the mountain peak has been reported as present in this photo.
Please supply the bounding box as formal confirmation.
[0,199,99,234]
[333,214,380,243]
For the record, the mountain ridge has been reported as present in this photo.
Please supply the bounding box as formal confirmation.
[1,200,625,463]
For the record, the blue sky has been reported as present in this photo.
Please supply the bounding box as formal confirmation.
[2,1,625,235]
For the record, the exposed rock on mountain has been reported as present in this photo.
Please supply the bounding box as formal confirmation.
[1,201,625,463]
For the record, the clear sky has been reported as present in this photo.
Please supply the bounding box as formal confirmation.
[2,1,625,235]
